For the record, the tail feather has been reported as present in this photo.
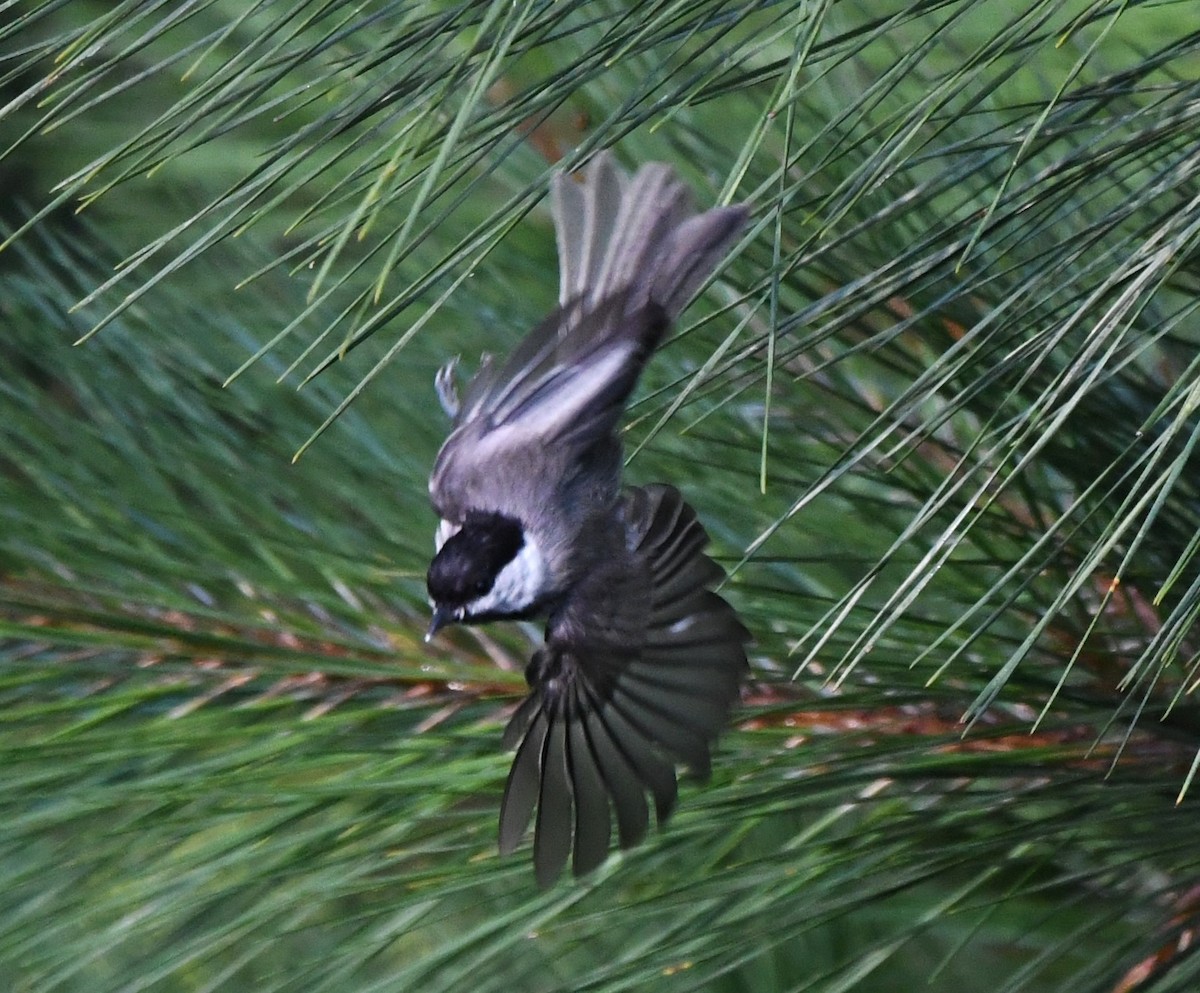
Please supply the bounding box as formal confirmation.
[552,153,626,305]
[552,151,747,322]
[451,152,744,442]
[647,208,750,317]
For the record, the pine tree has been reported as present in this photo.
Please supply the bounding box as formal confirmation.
[2,3,1199,990]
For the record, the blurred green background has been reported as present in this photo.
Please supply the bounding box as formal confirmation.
[3,1,1200,990]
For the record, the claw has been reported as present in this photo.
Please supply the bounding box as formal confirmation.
[435,357,461,418]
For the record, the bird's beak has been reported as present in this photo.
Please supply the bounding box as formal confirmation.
[425,606,454,643]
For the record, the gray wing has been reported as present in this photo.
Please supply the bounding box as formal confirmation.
[449,151,746,438]
[450,292,667,447]
[497,484,750,886]
[429,297,667,520]
[431,152,747,521]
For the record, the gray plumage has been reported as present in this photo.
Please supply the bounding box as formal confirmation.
[552,152,745,321]
[426,150,749,885]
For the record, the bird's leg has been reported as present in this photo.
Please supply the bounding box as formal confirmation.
[435,357,461,418]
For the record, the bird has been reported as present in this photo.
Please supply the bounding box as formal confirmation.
[426,150,750,886]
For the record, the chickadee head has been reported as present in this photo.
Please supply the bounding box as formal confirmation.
[425,510,544,638]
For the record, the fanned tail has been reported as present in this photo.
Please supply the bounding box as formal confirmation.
[552,151,747,322]
[443,152,746,447]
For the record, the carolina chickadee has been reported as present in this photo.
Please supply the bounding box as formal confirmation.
[426,151,750,886]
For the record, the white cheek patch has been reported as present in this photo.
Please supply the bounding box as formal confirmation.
[469,537,548,617]
[435,518,460,551]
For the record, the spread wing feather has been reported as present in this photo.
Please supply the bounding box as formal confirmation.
[533,719,573,888]
[577,702,652,851]
[497,484,749,885]
[564,706,611,877]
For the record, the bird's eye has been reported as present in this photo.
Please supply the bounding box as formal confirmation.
[473,579,490,596]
